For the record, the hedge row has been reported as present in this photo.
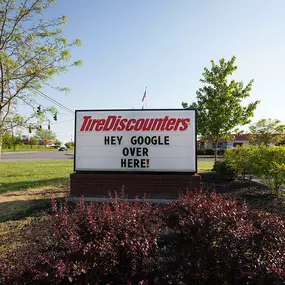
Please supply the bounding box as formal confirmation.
[1,190,285,284]
[2,144,53,150]
[197,149,215,155]
[224,145,285,193]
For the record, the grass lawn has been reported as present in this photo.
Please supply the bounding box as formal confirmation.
[0,160,212,194]
[198,161,214,171]
[197,155,223,158]
[0,160,73,255]
[0,160,73,193]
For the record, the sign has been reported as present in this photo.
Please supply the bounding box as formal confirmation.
[74,109,197,173]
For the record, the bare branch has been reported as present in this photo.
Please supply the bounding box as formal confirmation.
[0,0,11,47]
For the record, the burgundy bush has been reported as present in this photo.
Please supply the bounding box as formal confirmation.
[0,192,160,284]
[161,189,285,284]
[1,189,285,284]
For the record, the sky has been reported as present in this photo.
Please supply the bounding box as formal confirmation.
[19,0,285,143]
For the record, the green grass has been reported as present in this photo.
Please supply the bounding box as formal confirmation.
[0,159,213,194]
[0,160,73,193]
[0,160,73,255]
[197,155,223,158]
[198,161,214,171]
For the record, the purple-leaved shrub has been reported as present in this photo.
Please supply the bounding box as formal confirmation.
[1,190,284,284]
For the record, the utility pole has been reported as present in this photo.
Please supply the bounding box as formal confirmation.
[11,121,15,151]
[11,121,14,141]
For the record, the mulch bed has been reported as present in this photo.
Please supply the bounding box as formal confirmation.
[201,174,285,217]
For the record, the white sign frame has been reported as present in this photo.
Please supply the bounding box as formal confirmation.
[74,109,197,173]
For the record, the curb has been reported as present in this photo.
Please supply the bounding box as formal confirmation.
[2,151,40,154]
[66,197,172,204]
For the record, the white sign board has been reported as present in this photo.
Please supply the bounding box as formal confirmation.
[74,109,197,172]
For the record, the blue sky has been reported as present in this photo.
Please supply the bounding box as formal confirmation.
[20,0,285,143]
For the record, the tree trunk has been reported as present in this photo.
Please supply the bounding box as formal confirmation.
[214,141,218,163]
[0,134,3,160]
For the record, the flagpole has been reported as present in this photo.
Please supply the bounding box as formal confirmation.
[145,86,147,109]
[142,86,147,109]
[145,94,147,110]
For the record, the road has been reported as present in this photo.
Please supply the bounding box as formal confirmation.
[0,151,218,163]
[0,151,74,162]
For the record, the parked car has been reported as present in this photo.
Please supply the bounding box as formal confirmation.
[58,146,68,151]
[217,145,235,155]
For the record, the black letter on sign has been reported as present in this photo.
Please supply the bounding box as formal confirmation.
[165,136,170,145]
[122,148,129,156]
[104,136,110,145]
[121,159,127,168]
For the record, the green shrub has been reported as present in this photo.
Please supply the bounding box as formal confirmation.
[65,142,71,149]
[258,146,285,194]
[224,145,260,181]
[224,145,285,193]
[205,148,215,155]
[212,160,237,180]
[197,149,206,155]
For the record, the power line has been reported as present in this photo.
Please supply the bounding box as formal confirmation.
[40,119,74,126]
[18,96,47,110]
[19,97,73,118]
[33,88,74,114]
[57,112,74,117]
[16,79,75,114]
[50,119,74,125]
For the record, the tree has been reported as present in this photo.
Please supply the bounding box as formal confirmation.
[182,56,260,162]
[2,131,13,149]
[0,0,82,156]
[29,136,38,148]
[35,129,56,145]
[247,118,285,146]
[2,131,22,150]
[65,142,71,149]
[54,139,61,147]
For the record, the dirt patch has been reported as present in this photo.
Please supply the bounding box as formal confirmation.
[0,182,70,256]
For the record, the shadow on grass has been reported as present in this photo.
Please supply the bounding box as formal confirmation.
[0,197,66,223]
[0,178,69,194]
[3,188,68,197]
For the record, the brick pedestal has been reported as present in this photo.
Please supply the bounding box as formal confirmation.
[70,172,201,200]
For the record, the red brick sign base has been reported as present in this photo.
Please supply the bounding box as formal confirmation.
[70,173,201,200]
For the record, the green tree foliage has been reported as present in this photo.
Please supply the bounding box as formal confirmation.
[182,56,259,161]
[65,142,71,149]
[0,0,82,155]
[28,136,38,147]
[2,131,22,150]
[54,139,61,147]
[2,131,13,148]
[247,118,285,146]
[35,129,56,145]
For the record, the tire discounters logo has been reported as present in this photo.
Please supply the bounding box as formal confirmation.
[75,110,196,172]
[80,115,191,132]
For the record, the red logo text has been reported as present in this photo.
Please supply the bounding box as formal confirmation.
[80,115,190,132]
